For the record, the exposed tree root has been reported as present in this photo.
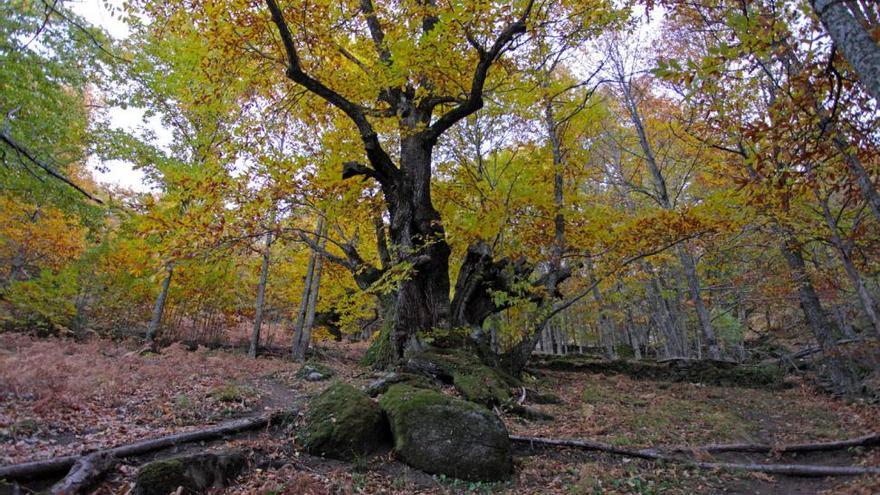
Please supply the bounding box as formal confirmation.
[510,435,880,477]
[0,410,295,483]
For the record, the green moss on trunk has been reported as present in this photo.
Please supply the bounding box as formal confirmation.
[361,323,395,369]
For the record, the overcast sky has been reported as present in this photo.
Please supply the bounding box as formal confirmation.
[70,0,156,192]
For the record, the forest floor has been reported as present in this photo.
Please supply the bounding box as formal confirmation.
[1,333,879,494]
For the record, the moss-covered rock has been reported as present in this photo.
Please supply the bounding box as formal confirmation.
[379,384,512,482]
[133,450,246,495]
[302,382,389,460]
[452,364,512,407]
[525,389,563,404]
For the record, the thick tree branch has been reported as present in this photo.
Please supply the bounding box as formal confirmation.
[0,411,293,481]
[342,160,377,180]
[425,0,534,141]
[359,0,390,63]
[296,227,383,290]
[264,0,398,183]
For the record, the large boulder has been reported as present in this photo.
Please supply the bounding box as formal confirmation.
[379,384,513,481]
[133,450,246,495]
[302,382,389,460]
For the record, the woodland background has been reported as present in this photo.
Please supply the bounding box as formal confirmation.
[2,0,880,493]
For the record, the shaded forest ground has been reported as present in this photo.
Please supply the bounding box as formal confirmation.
[1,333,878,494]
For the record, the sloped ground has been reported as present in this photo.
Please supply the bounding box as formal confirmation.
[1,334,878,494]
[0,334,364,465]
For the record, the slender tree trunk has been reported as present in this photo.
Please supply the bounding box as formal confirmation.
[678,246,721,359]
[778,241,833,350]
[145,263,173,343]
[249,230,273,358]
[587,259,617,358]
[291,219,320,356]
[811,0,880,103]
[778,234,857,392]
[833,304,859,339]
[817,194,880,337]
[644,264,687,358]
[498,94,570,373]
[297,240,325,358]
[292,218,326,361]
[614,57,720,358]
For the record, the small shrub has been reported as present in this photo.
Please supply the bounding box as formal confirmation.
[210,383,251,403]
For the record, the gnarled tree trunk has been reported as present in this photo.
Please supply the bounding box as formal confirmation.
[387,135,452,357]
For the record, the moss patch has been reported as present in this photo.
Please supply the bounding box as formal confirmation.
[408,348,519,407]
[302,381,389,460]
[210,383,253,403]
[365,371,438,397]
[133,451,246,495]
[361,323,395,370]
[135,459,188,495]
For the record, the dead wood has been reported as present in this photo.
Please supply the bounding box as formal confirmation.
[510,435,880,477]
[669,433,880,454]
[0,410,294,482]
[49,451,117,495]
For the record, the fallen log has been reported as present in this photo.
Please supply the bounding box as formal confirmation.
[669,433,880,454]
[0,410,295,482]
[510,435,880,477]
[510,435,665,461]
[49,451,117,495]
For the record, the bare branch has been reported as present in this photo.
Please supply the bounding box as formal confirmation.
[264,0,398,183]
[1,129,103,204]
